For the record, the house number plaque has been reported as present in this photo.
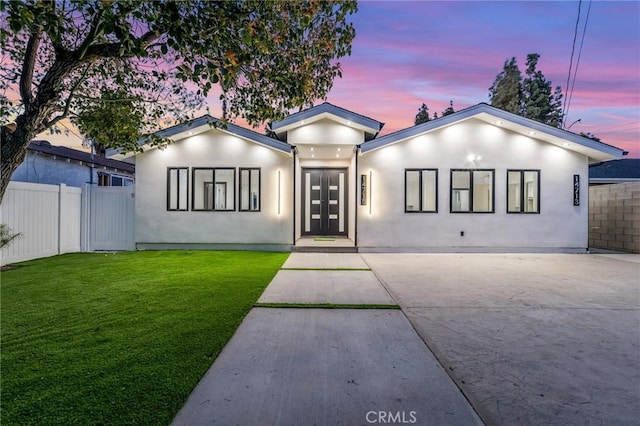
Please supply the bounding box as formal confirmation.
[573,175,580,206]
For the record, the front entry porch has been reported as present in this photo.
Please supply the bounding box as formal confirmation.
[292,236,357,253]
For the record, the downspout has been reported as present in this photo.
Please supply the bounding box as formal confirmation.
[292,146,297,246]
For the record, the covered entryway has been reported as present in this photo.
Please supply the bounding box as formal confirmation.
[301,168,348,236]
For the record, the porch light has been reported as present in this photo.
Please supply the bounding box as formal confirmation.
[562,143,571,147]
[276,170,282,215]
[310,147,314,151]
[369,170,373,216]
[337,148,341,152]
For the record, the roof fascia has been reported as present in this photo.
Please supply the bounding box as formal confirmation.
[271,103,383,135]
[361,103,626,160]
[125,115,291,156]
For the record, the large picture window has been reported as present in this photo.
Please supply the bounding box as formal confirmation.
[507,170,540,213]
[192,167,236,211]
[450,169,494,213]
[405,169,438,212]
[239,168,261,211]
[167,168,189,211]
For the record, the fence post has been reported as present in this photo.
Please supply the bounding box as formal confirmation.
[80,184,91,252]
[58,183,65,255]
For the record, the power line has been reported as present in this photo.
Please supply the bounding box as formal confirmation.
[563,0,582,128]
[565,0,592,127]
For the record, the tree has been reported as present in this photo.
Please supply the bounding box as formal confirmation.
[488,53,563,128]
[488,57,522,114]
[0,1,357,201]
[441,100,455,117]
[414,103,430,125]
[522,54,563,128]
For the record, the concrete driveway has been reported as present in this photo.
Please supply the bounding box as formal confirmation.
[363,253,640,425]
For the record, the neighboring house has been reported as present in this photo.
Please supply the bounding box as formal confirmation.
[589,159,640,185]
[128,102,625,252]
[11,140,135,187]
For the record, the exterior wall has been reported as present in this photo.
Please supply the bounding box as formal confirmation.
[11,151,134,187]
[135,129,293,248]
[589,182,640,253]
[287,118,364,145]
[357,118,589,251]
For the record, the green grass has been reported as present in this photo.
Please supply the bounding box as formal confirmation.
[0,250,288,425]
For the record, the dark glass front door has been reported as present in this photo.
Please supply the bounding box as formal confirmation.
[302,168,348,236]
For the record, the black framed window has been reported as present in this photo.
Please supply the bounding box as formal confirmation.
[507,170,540,213]
[450,169,495,213]
[239,168,261,211]
[405,169,438,212]
[167,167,189,211]
[192,167,236,211]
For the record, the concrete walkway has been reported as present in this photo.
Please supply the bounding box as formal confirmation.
[172,253,482,426]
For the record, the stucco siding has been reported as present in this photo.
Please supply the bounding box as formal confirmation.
[357,119,589,250]
[12,153,94,187]
[135,129,293,246]
[287,118,364,145]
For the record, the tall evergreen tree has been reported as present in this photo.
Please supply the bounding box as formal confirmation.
[414,103,430,125]
[489,57,522,114]
[488,54,563,128]
[522,54,564,127]
[441,100,455,117]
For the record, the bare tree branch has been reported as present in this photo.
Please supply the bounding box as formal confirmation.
[45,64,92,128]
[76,8,105,60]
[19,27,43,108]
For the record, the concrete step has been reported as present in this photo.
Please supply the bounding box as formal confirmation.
[291,245,358,253]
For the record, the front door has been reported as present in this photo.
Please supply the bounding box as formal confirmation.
[302,168,348,236]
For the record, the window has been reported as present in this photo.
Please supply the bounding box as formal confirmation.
[405,169,438,212]
[192,168,235,211]
[100,172,134,187]
[239,168,261,211]
[167,167,189,211]
[110,175,134,186]
[507,170,540,213]
[450,169,494,213]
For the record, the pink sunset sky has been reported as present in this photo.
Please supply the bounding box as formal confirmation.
[40,1,639,157]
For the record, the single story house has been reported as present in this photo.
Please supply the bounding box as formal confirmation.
[128,102,625,252]
[11,140,135,187]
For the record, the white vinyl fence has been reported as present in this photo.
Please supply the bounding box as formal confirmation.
[1,182,134,266]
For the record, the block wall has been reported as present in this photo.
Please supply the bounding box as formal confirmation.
[589,182,640,253]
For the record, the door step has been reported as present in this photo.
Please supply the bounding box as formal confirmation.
[292,245,359,253]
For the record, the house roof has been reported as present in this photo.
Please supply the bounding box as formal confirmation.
[589,159,640,183]
[29,140,135,173]
[270,102,385,141]
[360,103,626,162]
[127,114,292,155]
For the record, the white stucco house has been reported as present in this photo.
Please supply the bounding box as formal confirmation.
[129,103,625,252]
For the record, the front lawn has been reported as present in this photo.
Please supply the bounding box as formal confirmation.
[1,250,288,425]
